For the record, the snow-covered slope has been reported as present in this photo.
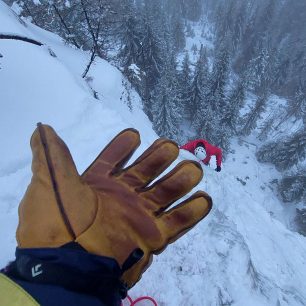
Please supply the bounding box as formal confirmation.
[0,0,153,271]
[1,2,306,305]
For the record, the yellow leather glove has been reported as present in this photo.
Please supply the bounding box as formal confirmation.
[17,123,212,288]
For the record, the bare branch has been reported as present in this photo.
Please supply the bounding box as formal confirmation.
[82,47,96,78]
[52,4,80,49]
[80,0,106,59]
[0,34,43,46]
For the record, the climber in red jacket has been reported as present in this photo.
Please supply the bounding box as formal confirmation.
[180,139,222,172]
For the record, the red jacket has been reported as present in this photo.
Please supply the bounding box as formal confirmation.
[180,139,222,167]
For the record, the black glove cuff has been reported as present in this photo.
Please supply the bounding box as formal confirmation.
[3,243,125,305]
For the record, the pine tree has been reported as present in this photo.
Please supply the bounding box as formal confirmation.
[196,42,230,149]
[278,173,306,203]
[151,54,181,141]
[207,42,230,113]
[143,0,163,34]
[279,171,306,235]
[118,12,142,87]
[271,86,306,131]
[138,20,163,119]
[240,92,269,136]
[255,0,278,37]
[235,10,257,73]
[171,14,186,52]
[223,80,246,134]
[214,0,246,54]
[272,37,291,92]
[295,208,306,237]
[289,87,306,123]
[189,45,209,123]
[245,41,272,94]
[183,0,202,22]
[118,13,140,68]
[257,117,275,141]
[178,52,192,119]
[234,0,276,74]
[159,12,173,57]
[231,1,247,54]
[217,80,246,151]
[191,45,228,146]
[256,129,306,171]
[196,100,218,145]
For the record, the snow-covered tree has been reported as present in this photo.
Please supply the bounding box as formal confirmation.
[118,15,140,69]
[138,20,163,119]
[178,52,192,119]
[289,87,306,123]
[213,0,247,55]
[295,208,306,236]
[182,0,202,22]
[223,80,246,134]
[15,0,115,57]
[256,129,306,171]
[118,12,143,89]
[171,14,186,53]
[196,100,218,145]
[218,80,246,152]
[257,117,275,142]
[245,42,272,94]
[271,37,292,92]
[240,92,268,136]
[151,54,181,141]
[189,45,209,122]
[206,42,230,113]
[278,173,306,203]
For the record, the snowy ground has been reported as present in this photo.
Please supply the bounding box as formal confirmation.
[1,2,306,305]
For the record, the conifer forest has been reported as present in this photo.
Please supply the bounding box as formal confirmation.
[5,0,306,234]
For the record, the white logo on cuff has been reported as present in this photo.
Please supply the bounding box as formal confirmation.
[31,264,43,277]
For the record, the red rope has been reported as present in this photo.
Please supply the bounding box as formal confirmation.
[122,294,158,306]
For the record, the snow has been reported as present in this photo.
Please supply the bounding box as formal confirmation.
[177,17,214,69]
[128,64,142,81]
[0,1,31,36]
[1,2,306,305]
[185,19,214,62]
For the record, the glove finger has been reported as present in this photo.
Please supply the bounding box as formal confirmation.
[141,161,203,212]
[156,191,212,248]
[122,191,212,288]
[82,129,140,178]
[119,138,179,188]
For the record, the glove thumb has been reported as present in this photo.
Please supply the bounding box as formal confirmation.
[17,123,96,248]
